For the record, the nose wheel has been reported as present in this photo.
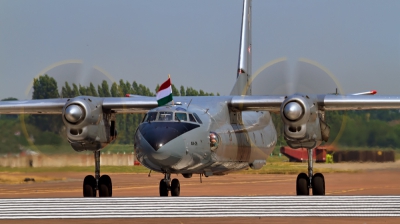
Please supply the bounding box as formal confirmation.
[83,151,113,197]
[159,173,180,196]
[296,148,325,196]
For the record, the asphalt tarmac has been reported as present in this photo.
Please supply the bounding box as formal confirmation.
[1,165,399,223]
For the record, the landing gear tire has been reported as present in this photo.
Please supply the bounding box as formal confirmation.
[83,175,96,197]
[171,178,180,196]
[296,173,309,195]
[159,179,169,196]
[312,173,325,195]
[99,175,113,197]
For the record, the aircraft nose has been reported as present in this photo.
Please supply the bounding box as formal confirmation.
[138,122,199,151]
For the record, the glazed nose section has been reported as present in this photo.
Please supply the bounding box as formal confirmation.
[138,122,199,151]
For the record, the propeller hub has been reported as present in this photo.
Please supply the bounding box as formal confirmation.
[283,101,303,121]
[64,105,84,124]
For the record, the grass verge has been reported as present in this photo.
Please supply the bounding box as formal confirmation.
[0,156,357,175]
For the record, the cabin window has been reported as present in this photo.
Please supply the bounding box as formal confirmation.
[158,112,173,121]
[175,112,187,121]
[193,113,203,124]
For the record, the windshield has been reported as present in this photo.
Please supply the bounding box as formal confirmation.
[144,112,158,122]
[189,114,196,122]
[193,113,203,124]
[175,112,187,121]
[143,111,201,123]
[158,112,173,121]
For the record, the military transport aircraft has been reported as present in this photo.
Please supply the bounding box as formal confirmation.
[1,0,400,197]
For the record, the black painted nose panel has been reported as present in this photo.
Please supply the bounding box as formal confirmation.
[138,122,200,151]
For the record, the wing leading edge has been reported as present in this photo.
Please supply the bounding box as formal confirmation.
[1,94,400,115]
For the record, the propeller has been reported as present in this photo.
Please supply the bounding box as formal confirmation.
[251,57,347,147]
[251,57,344,96]
[24,60,117,99]
[21,60,118,154]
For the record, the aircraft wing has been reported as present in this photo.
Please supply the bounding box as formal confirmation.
[0,98,68,114]
[2,94,400,115]
[0,97,158,114]
[318,95,400,110]
[229,95,400,112]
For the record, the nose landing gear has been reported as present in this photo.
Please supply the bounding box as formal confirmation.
[159,173,180,196]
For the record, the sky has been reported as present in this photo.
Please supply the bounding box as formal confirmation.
[1,0,400,100]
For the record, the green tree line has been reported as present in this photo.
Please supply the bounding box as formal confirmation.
[1,74,400,154]
[0,75,219,152]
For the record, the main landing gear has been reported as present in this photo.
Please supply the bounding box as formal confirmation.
[296,148,325,195]
[83,151,112,197]
[159,173,180,196]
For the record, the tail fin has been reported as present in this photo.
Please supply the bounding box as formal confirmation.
[230,0,252,96]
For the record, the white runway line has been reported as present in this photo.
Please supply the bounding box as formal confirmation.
[0,196,399,219]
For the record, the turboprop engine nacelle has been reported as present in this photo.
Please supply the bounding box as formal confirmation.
[62,96,116,152]
[280,94,330,149]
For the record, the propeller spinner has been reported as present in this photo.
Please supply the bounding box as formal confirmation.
[283,101,303,121]
[64,104,84,124]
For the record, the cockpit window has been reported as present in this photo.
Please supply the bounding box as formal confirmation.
[188,114,196,122]
[144,112,158,122]
[158,112,173,121]
[175,112,187,121]
[193,113,203,124]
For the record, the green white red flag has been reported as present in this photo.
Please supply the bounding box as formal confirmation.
[156,77,173,106]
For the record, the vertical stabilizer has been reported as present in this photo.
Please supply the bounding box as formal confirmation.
[230,0,252,96]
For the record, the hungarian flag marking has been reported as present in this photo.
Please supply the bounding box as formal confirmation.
[156,78,173,106]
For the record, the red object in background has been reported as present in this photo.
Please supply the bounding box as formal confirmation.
[280,146,327,163]
[134,160,141,166]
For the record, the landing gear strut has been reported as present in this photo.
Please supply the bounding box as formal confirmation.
[159,173,180,197]
[83,150,112,197]
[296,148,325,195]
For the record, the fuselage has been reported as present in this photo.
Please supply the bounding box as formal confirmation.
[134,96,277,176]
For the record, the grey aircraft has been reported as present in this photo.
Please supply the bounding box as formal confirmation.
[1,0,400,197]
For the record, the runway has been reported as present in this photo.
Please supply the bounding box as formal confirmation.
[1,196,400,219]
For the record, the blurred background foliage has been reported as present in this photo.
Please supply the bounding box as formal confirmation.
[1,74,400,155]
